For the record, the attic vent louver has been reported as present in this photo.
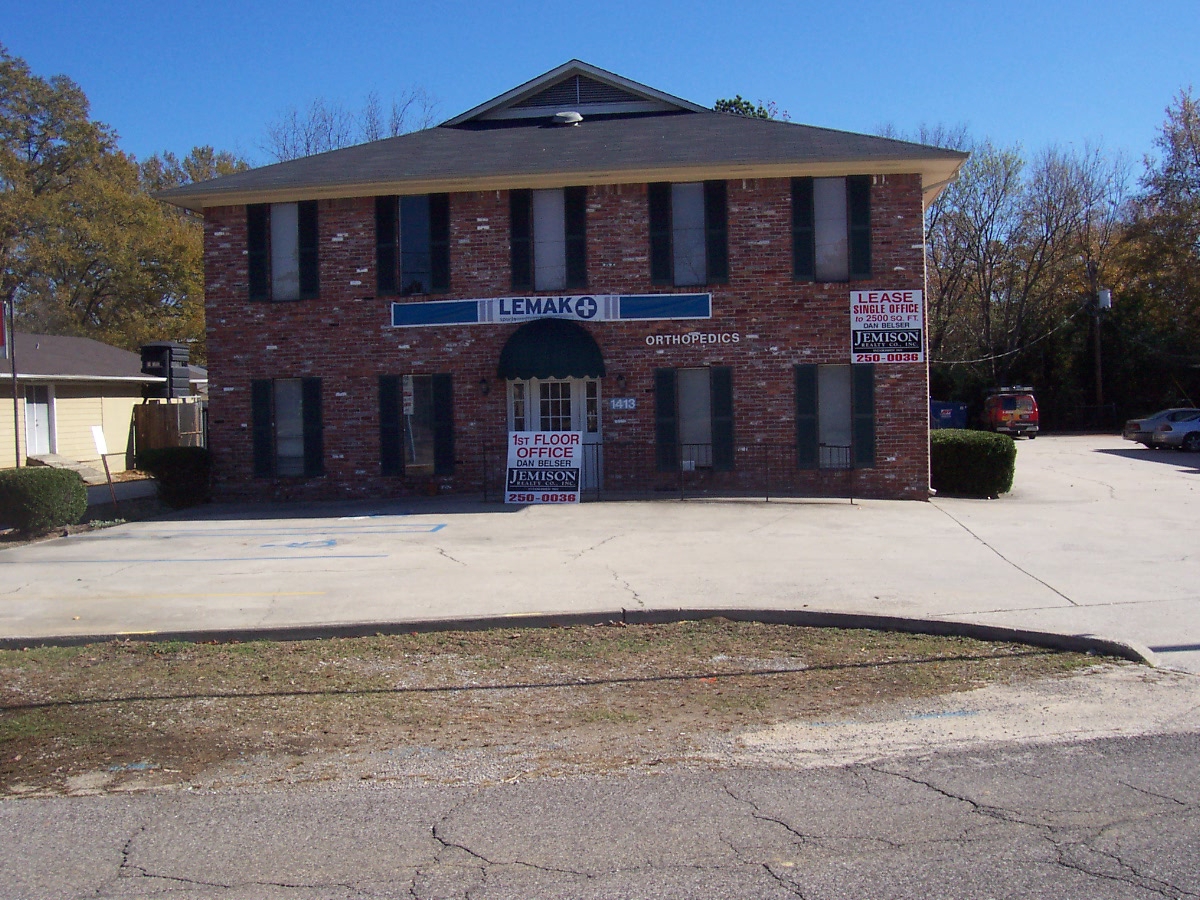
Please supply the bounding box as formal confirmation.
[513,75,643,110]
[553,111,583,126]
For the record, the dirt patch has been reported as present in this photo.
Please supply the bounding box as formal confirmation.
[0,620,1111,795]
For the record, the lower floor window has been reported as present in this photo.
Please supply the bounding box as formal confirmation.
[251,377,324,477]
[379,374,454,476]
[794,363,875,469]
[655,366,734,471]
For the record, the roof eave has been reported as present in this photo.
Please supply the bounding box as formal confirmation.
[167,155,966,213]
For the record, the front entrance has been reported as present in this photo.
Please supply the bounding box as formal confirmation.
[507,377,602,490]
[24,385,54,457]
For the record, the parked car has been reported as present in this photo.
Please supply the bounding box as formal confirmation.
[1123,407,1199,447]
[1151,411,1200,451]
[984,387,1039,437]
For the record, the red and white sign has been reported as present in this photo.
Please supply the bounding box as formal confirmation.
[505,431,582,504]
[850,290,925,364]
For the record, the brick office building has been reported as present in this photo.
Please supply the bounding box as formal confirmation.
[160,61,966,502]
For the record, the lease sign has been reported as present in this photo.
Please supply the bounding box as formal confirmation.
[850,290,925,364]
[505,431,582,504]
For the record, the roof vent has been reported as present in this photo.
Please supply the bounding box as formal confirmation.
[552,110,583,126]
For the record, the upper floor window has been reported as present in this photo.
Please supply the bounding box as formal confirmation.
[376,194,450,296]
[247,201,319,301]
[648,181,728,287]
[510,187,587,292]
[792,176,870,282]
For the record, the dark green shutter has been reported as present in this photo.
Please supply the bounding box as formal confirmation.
[654,368,678,472]
[794,365,818,469]
[510,189,533,291]
[703,181,728,284]
[430,193,451,292]
[247,205,270,301]
[251,379,274,476]
[564,186,587,289]
[852,364,876,469]
[431,373,455,476]
[301,377,324,477]
[848,175,871,280]
[375,196,398,296]
[297,201,319,300]
[791,178,815,281]
[648,183,672,285]
[710,366,734,470]
[379,376,403,476]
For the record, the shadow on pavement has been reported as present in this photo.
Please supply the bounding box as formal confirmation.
[1094,447,1200,473]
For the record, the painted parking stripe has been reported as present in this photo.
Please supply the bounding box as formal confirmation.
[0,555,389,564]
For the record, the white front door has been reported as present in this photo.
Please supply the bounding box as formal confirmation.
[24,385,54,456]
[508,377,602,491]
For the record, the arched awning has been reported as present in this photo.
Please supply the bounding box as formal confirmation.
[497,318,606,380]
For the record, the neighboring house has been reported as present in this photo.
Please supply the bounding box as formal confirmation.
[0,333,163,471]
[158,60,967,502]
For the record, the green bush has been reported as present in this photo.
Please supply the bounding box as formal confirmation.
[0,467,88,533]
[136,447,211,508]
[930,430,1017,498]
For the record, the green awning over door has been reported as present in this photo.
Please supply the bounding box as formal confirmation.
[496,318,606,380]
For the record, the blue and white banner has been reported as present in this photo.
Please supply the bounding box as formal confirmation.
[392,293,711,328]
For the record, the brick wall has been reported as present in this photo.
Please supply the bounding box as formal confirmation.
[203,174,930,502]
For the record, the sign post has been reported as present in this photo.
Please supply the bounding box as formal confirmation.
[505,431,582,504]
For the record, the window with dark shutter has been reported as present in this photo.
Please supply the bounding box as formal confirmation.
[848,176,871,280]
[251,379,274,476]
[430,193,451,292]
[400,195,432,295]
[852,364,876,468]
[710,366,734,470]
[375,197,398,296]
[794,364,819,469]
[564,186,587,289]
[704,181,728,284]
[654,368,678,471]
[301,377,324,477]
[379,375,403,476]
[791,178,816,282]
[297,201,319,299]
[247,205,270,301]
[510,189,533,291]
[648,183,672,285]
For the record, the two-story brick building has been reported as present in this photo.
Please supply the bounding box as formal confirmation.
[160,60,966,502]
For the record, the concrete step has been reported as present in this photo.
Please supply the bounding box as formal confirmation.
[26,454,109,485]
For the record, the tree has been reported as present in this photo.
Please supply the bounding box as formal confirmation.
[714,95,790,121]
[263,89,438,162]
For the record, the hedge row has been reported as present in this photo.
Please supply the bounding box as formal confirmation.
[930,430,1017,498]
[0,467,88,534]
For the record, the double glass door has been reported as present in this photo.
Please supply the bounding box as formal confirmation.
[507,377,602,490]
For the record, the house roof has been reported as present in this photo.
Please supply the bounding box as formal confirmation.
[157,60,967,212]
[0,333,162,383]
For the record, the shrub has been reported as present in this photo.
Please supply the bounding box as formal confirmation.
[930,430,1017,498]
[0,467,88,534]
[136,447,211,508]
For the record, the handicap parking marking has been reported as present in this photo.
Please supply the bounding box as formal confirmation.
[260,539,339,549]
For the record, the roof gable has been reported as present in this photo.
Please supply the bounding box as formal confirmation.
[442,60,707,126]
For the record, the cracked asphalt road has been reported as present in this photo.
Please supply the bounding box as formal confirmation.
[3,730,1197,899]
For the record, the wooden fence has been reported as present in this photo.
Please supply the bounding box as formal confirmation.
[134,400,207,452]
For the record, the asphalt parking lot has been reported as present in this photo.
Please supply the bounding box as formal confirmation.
[2,435,1198,671]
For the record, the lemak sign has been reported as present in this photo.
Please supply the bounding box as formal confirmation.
[850,290,925,364]
[393,293,711,328]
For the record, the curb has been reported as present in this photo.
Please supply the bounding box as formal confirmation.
[0,607,1156,666]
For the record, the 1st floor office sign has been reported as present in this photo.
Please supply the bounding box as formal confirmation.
[506,431,583,504]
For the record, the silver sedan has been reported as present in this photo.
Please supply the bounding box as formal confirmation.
[1151,411,1200,451]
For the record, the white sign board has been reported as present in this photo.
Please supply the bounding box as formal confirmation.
[850,290,925,364]
[91,425,108,457]
[505,431,582,504]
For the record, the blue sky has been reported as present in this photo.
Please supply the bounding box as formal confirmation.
[4,0,1196,171]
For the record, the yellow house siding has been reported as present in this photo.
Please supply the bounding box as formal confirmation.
[0,391,26,469]
[0,381,142,472]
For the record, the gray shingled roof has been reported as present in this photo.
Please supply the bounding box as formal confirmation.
[1,333,159,382]
[156,62,967,212]
[161,112,965,208]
